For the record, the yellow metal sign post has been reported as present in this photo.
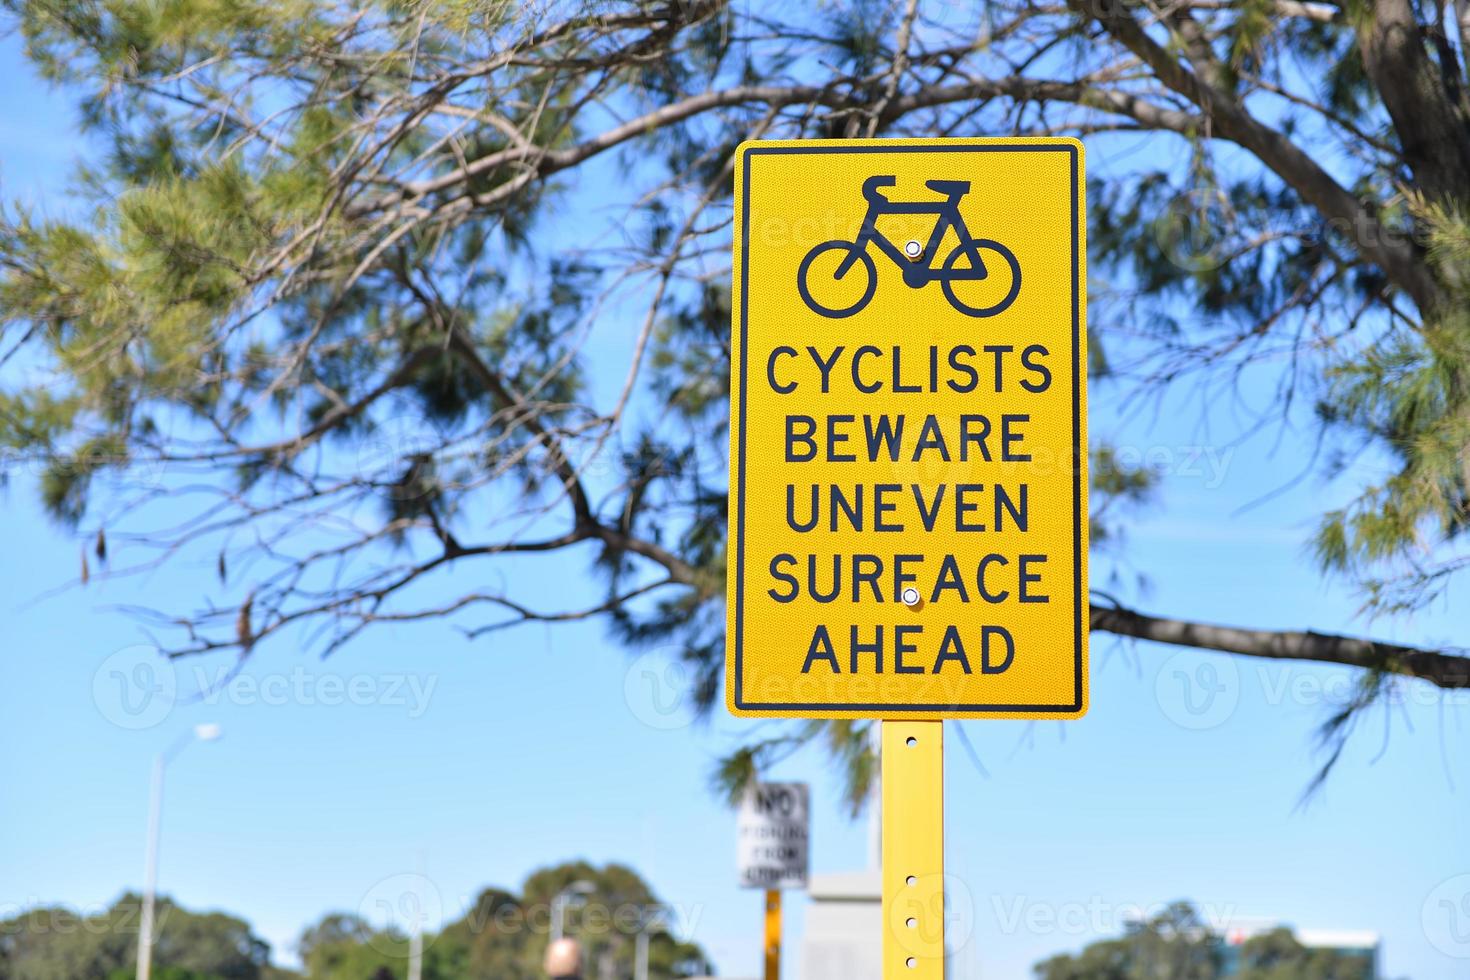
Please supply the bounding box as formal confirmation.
[883,721,944,977]
[727,137,1086,978]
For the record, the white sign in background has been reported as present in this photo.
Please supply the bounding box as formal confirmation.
[737,781,810,890]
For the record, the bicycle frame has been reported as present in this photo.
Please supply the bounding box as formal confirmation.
[834,194,990,284]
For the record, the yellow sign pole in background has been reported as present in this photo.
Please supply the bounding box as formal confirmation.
[764,889,781,980]
[882,721,944,978]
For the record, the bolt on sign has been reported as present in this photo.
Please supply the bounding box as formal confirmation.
[737,782,810,890]
[726,138,1088,720]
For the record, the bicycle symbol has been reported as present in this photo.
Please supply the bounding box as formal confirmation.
[797,175,1022,319]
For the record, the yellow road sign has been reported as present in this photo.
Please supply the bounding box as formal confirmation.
[726,137,1088,720]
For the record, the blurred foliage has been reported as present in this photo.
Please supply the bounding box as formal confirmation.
[0,863,710,980]
[297,861,710,980]
[1033,903,1379,980]
[0,894,275,980]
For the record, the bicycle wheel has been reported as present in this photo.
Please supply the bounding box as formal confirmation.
[797,240,877,318]
[941,238,1021,318]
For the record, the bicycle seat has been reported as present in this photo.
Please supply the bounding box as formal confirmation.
[925,179,970,197]
[862,175,897,201]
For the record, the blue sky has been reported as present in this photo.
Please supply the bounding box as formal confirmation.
[1,29,1469,980]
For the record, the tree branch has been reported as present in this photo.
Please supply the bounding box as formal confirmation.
[1076,0,1446,315]
[1091,600,1470,689]
[1355,0,1470,206]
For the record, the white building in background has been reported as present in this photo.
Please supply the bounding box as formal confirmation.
[800,872,883,980]
[1217,920,1380,978]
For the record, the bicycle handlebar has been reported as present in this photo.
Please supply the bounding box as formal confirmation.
[862,175,897,200]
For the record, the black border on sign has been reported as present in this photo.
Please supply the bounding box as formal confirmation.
[732,142,1084,714]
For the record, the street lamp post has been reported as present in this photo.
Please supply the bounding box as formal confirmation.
[635,928,649,980]
[549,880,596,943]
[137,723,222,980]
[634,910,662,980]
[633,905,663,980]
